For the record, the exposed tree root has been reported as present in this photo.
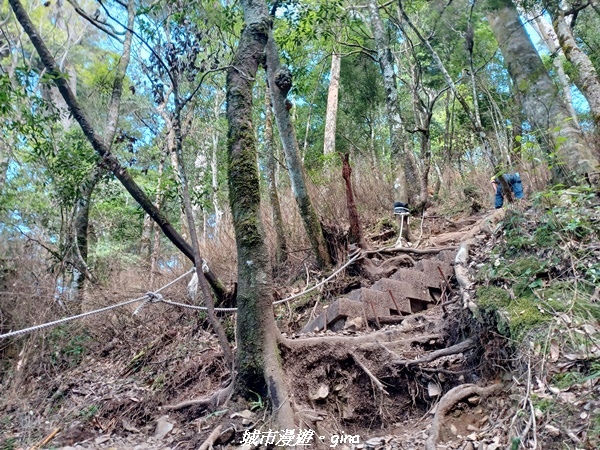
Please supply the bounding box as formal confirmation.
[425,382,504,450]
[428,209,505,246]
[377,310,432,325]
[281,328,439,348]
[391,337,476,367]
[359,334,443,353]
[198,424,223,450]
[367,245,457,256]
[163,384,233,411]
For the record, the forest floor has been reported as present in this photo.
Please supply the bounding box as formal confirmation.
[1,193,600,450]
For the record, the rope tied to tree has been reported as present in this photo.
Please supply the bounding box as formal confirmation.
[0,250,362,339]
[0,269,194,340]
[132,292,164,316]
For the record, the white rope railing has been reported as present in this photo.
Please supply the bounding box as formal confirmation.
[0,269,194,340]
[0,251,362,339]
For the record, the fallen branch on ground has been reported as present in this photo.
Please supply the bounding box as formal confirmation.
[281,328,439,348]
[164,384,233,411]
[30,428,61,450]
[198,424,223,450]
[359,334,443,354]
[391,337,476,367]
[425,382,504,450]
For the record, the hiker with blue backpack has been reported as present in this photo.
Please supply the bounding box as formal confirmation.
[491,173,524,208]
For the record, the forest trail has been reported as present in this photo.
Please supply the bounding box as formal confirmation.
[3,209,518,450]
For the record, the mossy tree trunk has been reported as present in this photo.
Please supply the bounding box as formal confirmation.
[487,0,600,184]
[226,0,295,429]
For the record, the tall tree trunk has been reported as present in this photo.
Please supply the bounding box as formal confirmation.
[226,0,295,429]
[554,10,600,127]
[170,145,190,245]
[211,128,223,230]
[487,0,599,184]
[71,166,102,311]
[264,21,332,269]
[149,152,166,287]
[367,0,419,205]
[8,0,229,303]
[529,14,580,127]
[264,85,287,265]
[323,52,341,155]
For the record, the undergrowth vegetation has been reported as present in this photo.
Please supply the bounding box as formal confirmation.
[474,186,600,448]
[476,186,600,342]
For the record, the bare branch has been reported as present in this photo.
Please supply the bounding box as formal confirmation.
[65,0,124,41]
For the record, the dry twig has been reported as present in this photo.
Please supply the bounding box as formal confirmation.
[350,351,389,395]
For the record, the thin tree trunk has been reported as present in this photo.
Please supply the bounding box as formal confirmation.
[226,0,295,429]
[398,0,498,168]
[0,139,8,194]
[511,90,525,158]
[211,128,223,230]
[8,0,230,302]
[323,52,341,155]
[264,24,332,269]
[554,10,600,127]
[140,213,153,260]
[71,0,135,311]
[487,0,599,184]
[173,93,233,366]
[264,85,287,265]
[149,152,166,287]
[367,0,419,205]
